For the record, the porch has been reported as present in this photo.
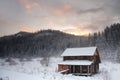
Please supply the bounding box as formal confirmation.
[58,60,99,75]
[68,65,92,76]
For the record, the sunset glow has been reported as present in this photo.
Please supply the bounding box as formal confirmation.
[64,29,91,36]
[0,0,120,36]
[19,26,35,32]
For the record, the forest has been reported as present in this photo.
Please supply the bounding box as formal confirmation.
[0,23,120,62]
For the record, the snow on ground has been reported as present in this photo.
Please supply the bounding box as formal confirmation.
[0,57,120,80]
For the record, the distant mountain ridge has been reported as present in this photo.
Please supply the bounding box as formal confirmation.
[0,23,120,62]
[0,30,87,58]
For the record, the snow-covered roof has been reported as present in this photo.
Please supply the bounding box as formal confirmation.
[61,47,97,56]
[58,60,93,65]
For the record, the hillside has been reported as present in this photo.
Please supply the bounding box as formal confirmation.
[0,23,120,62]
[0,30,87,58]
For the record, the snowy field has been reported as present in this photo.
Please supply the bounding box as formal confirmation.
[0,57,120,80]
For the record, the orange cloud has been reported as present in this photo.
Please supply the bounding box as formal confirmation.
[19,0,39,13]
[19,0,73,16]
[53,4,72,15]
[19,26,35,32]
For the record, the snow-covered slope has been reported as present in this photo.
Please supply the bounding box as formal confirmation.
[0,58,120,80]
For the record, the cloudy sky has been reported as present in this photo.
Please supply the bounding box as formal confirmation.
[0,0,120,36]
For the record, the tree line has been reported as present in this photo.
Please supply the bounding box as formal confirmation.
[0,23,120,62]
[88,23,120,62]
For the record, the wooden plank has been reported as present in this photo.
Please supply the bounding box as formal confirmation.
[73,65,75,73]
[64,56,94,61]
[69,65,71,73]
[88,66,89,73]
[59,69,69,73]
[80,65,82,74]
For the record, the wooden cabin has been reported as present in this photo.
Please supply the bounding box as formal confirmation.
[58,47,101,76]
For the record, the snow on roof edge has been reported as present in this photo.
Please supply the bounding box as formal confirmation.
[58,60,93,65]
